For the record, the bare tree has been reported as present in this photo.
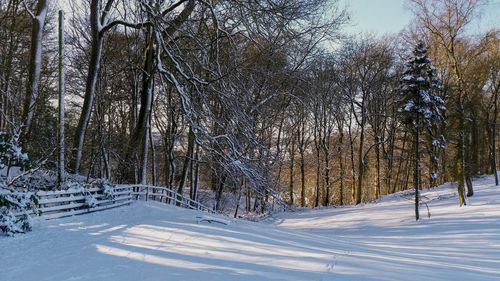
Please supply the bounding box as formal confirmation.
[71,0,151,174]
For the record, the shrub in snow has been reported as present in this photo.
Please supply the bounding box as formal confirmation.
[0,132,30,173]
[11,169,58,191]
[0,207,20,235]
[0,208,32,235]
[0,188,36,235]
[70,182,98,208]
[84,195,98,208]
[62,180,107,208]
[61,181,84,193]
[96,180,115,200]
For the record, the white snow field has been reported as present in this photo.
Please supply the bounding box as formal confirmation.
[1,176,500,281]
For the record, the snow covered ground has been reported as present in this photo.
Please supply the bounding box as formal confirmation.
[1,176,500,281]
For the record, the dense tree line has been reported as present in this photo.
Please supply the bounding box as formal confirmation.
[0,0,498,214]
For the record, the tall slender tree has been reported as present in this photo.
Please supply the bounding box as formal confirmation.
[20,0,48,144]
[408,0,484,205]
[399,42,445,220]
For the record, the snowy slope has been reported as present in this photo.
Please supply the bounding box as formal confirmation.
[1,177,500,281]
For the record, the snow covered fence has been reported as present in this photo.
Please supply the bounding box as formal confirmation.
[33,185,133,220]
[4,183,213,229]
[2,184,133,234]
[126,184,215,214]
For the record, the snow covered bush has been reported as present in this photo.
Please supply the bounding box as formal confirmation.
[0,132,30,173]
[0,206,20,234]
[0,188,36,235]
[67,182,99,208]
[0,207,32,235]
[10,170,59,191]
[61,181,84,193]
[84,195,98,208]
[62,180,114,208]
[96,180,115,200]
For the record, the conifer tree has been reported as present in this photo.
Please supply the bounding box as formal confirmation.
[399,42,445,220]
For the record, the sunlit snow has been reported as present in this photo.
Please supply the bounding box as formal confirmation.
[1,176,499,280]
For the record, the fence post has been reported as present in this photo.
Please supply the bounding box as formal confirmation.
[145,186,149,201]
[173,189,176,205]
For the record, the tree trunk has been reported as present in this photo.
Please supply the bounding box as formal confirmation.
[139,114,151,184]
[314,142,321,207]
[190,142,199,201]
[338,130,345,205]
[289,136,296,205]
[323,123,331,206]
[21,0,48,144]
[457,118,467,206]
[165,89,177,188]
[356,120,365,205]
[375,135,381,199]
[348,118,357,202]
[177,126,195,194]
[246,184,251,213]
[393,131,408,194]
[324,153,331,206]
[234,179,244,218]
[493,119,499,186]
[414,116,420,221]
[57,10,65,185]
[121,28,155,182]
[149,116,157,186]
[214,175,226,212]
[71,0,103,173]
[300,149,306,207]
[466,128,474,197]
[383,121,395,195]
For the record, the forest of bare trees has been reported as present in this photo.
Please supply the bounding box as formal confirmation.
[0,0,499,214]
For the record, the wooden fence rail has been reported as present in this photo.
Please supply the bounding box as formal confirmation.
[33,185,133,219]
[122,184,215,214]
[9,184,214,220]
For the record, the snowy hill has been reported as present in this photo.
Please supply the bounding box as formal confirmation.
[1,177,499,281]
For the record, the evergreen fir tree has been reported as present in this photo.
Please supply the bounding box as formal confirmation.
[399,42,445,220]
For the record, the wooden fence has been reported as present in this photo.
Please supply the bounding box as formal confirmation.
[33,185,133,219]
[16,184,214,220]
[125,184,215,214]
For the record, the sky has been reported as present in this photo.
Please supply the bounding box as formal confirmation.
[341,0,411,36]
[341,0,500,36]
